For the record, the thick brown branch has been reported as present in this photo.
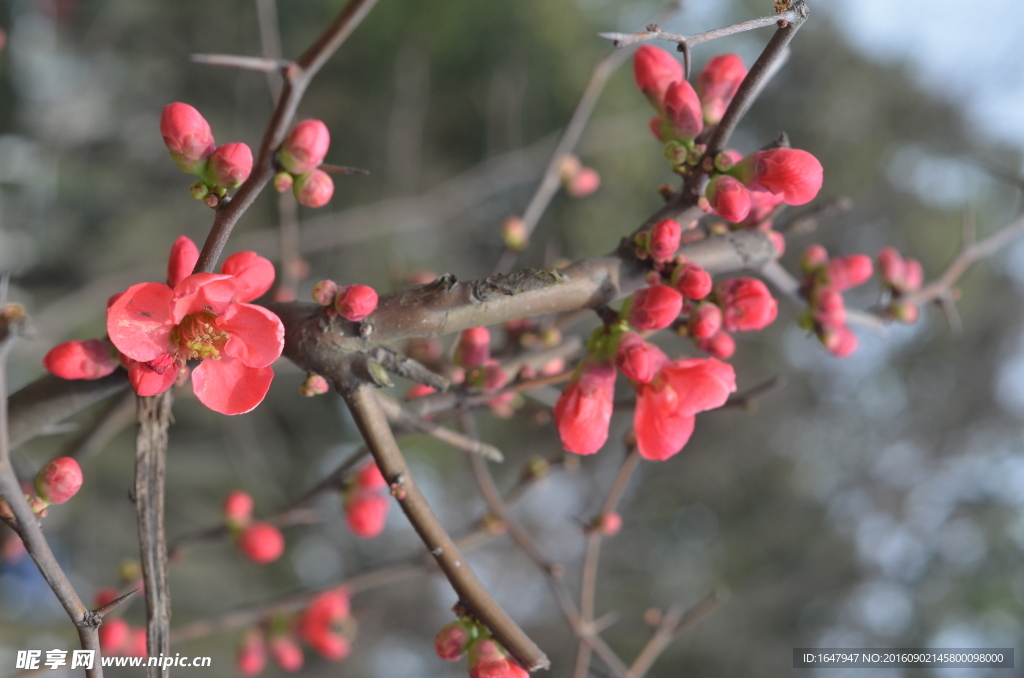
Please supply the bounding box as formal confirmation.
[136,392,173,677]
[341,384,550,671]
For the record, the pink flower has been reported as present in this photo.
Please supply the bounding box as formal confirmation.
[673,263,712,300]
[628,285,683,331]
[435,620,474,661]
[688,302,722,339]
[633,45,683,109]
[826,254,873,291]
[294,169,334,208]
[355,461,387,490]
[43,339,118,380]
[663,79,703,140]
[99,618,129,655]
[280,119,330,175]
[813,287,846,328]
[160,103,215,174]
[733,148,823,206]
[468,639,529,678]
[299,589,351,661]
[208,142,253,189]
[800,244,829,272]
[345,492,389,538]
[716,277,777,332]
[167,235,199,288]
[35,457,83,505]
[552,361,616,456]
[903,259,923,292]
[706,175,751,223]
[877,247,904,285]
[822,324,858,358]
[236,630,266,677]
[333,284,378,322]
[648,219,681,261]
[107,244,284,415]
[634,358,736,460]
[597,512,622,536]
[616,333,667,385]
[269,636,304,673]
[223,490,254,529]
[237,522,285,564]
[299,373,330,397]
[456,327,491,368]
[695,53,746,125]
[502,216,528,251]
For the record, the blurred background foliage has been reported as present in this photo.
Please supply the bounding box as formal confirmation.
[2,0,1024,675]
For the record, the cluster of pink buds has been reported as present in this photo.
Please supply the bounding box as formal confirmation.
[310,279,379,322]
[160,103,253,207]
[435,620,528,678]
[235,609,315,676]
[96,589,148,658]
[300,588,356,661]
[559,154,601,198]
[343,462,390,538]
[877,247,923,322]
[453,327,522,419]
[273,120,335,208]
[797,245,874,357]
[223,490,286,564]
[0,458,83,522]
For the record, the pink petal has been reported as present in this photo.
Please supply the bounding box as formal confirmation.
[127,358,179,396]
[106,282,175,362]
[216,303,285,368]
[167,236,199,288]
[221,251,276,303]
[192,357,274,414]
[661,358,737,415]
[170,273,238,324]
[634,383,696,461]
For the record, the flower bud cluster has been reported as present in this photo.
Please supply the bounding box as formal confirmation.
[160,103,253,206]
[434,620,529,678]
[273,120,335,208]
[343,462,390,538]
[877,247,923,323]
[223,490,286,565]
[797,245,874,357]
[559,154,601,198]
[0,457,84,523]
[310,279,379,321]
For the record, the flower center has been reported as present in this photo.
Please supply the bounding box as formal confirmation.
[172,311,230,361]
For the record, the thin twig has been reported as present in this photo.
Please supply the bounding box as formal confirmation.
[598,5,804,49]
[376,393,504,462]
[341,383,550,670]
[627,589,728,677]
[190,53,287,73]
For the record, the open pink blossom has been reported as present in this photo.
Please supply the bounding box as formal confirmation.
[634,358,736,460]
[107,242,284,415]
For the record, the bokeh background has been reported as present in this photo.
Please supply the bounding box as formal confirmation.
[2,0,1024,675]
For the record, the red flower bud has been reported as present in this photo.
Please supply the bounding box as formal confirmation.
[435,620,474,661]
[663,79,703,140]
[236,630,266,677]
[299,373,330,397]
[468,639,529,678]
[307,632,350,662]
[457,327,491,368]
[167,235,199,288]
[688,302,723,339]
[826,254,873,291]
[713,148,744,173]
[649,115,669,142]
[406,383,437,399]
[355,461,387,490]
[615,333,667,384]
[902,259,923,292]
[333,284,378,322]
[311,279,338,306]
[801,244,829,272]
[502,216,528,251]
[279,119,330,175]
[36,457,83,505]
[99,618,130,655]
[734,148,823,206]
[553,361,616,456]
[695,53,746,125]
[237,522,285,564]
[877,247,904,285]
[628,285,684,331]
[673,263,713,300]
[208,143,253,189]
[888,300,920,324]
[766,228,786,256]
[223,490,254,529]
[633,45,683,109]
[813,287,846,328]
[345,492,389,538]
[742,190,785,226]
[293,169,335,208]
[43,339,118,380]
[822,324,858,358]
[565,166,601,197]
[269,636,304,673]
[273,171,293,193]
[706,175,751,223]
[717,277,777,332]
[598,512,622,536]
[649,219,681,261]
[160,103,215,173]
